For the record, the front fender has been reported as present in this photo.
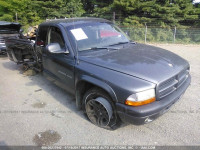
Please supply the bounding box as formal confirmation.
[81,75,117,101]
[75,75,117,109]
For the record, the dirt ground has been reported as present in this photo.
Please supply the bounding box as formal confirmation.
[0,44,200,147]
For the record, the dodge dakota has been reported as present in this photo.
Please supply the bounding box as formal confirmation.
[6,18,191,129]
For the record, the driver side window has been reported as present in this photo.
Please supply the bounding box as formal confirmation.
[48,27,65,49]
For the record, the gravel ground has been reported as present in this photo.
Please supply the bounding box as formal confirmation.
[0,44,200,146]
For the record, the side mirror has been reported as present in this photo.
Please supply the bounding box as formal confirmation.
[46,43,69,54]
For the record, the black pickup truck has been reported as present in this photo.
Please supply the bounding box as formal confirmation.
[0,21,22,54]
[6,18,191,129]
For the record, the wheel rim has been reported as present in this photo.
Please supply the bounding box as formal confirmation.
[86,98,111,127]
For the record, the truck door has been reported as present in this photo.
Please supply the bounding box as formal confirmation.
[42,26,75,94]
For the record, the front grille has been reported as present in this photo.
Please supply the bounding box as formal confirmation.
[158,68,189,99]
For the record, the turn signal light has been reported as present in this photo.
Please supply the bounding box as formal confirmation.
[125,97,156,106]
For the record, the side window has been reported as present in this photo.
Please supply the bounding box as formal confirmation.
[48,27,65,49]
[37,26,48,46]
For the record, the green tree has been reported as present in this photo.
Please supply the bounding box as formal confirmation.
[0,0,41,25]
[0,0,199,29]
[31,0,85,19]
[194,1,200,26]
[111,0,199,27]
[81,0,113,19]
[0,0,85,25]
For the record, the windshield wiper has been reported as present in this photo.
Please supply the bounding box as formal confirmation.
[88,46,120,51]
[108,41,136,46]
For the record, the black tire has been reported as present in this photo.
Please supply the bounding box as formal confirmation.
[82,87,120,130]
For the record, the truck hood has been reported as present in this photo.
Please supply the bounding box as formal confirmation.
[79,43,189,83]
[0,21,21,34]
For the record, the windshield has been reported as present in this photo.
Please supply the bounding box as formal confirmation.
[66,22,130,51]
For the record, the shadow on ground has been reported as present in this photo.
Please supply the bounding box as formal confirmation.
[1,60,129,130]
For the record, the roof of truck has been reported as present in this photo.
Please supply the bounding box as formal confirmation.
[40,17,112,27]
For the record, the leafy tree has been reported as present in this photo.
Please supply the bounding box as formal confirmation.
[0,0,85,25]
[194,1,200,26]
[111,0,199,27]
[0,0,41,25]
[82,0,113,19]
[0,0,199,28]
[31,0,85,19]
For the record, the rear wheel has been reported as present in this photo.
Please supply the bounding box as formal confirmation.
[83,87,120,130]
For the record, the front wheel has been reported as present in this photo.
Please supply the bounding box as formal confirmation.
[83,88,120,130]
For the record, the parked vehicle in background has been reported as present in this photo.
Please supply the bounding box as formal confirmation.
[0,21,22,54]
[5,18,191,129]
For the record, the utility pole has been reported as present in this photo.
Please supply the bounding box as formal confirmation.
[16,12,18,22]
[145,23,147,44]
[113,12,115,23]
[173,26,176,43]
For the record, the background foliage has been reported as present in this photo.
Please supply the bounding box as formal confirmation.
[0,0,200,43]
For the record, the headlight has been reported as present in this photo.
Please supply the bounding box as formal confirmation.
[125,89,156,106]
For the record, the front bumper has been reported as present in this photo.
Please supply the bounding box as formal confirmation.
[116,75,191,125]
